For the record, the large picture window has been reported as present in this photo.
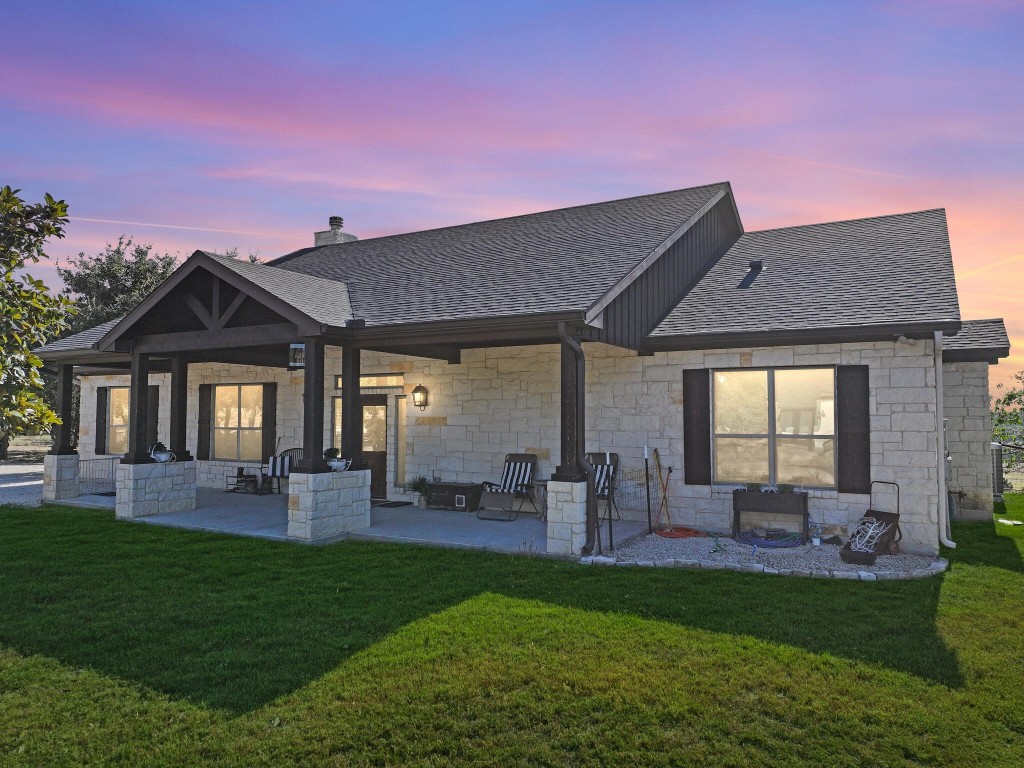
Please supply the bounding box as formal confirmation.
[107,387,130,455]
[213,384,264,461]
[713,367,836,487]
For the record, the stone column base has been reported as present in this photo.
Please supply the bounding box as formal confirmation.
[546,480,587,555]
[42,453,80,501]
[288,469,371,542]
[116,461,197,519]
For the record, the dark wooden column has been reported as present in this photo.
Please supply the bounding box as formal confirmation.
[50,363,77,455]
[122,351,153,464]
[340,344,363,468]
[168,356,192,461]
[297,337,329,473]
[553,329,587,482]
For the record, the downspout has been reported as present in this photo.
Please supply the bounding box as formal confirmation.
[934,331,956,549]
[558,324,598,555]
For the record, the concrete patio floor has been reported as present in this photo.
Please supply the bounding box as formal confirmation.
[52,485,649,555]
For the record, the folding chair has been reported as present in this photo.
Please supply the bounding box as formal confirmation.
[261,448,300,494]
[585,452,620,521]
[479,453,539,521]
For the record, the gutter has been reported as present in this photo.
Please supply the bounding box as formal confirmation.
[557,323,598,556]
[934,331,956,550]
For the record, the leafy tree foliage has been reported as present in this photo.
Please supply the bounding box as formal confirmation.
[57,237,178,335]
[993,370,1024,473]
[0,186,75,459]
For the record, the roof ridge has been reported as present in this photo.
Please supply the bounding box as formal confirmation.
[746,208,946,236]
[269,182,730,266]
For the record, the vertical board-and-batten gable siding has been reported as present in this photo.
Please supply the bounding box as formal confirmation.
[596,195,742,349]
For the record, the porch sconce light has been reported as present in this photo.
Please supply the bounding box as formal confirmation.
[288,343,305,370]
[412,384,429,410]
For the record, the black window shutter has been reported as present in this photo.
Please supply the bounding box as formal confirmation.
[147,385,160,447]
[95,387,108,455]
[836,365,871,493]
[683,368,712,485]
[197,384,212,460]
[262,383,277,461]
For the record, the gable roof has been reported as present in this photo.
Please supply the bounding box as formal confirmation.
[647,208,961,347]
[197,252,353,328]
[943,318,1010,363]
[270,183,731,327]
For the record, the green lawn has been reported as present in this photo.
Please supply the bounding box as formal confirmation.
[1,500,1022,766]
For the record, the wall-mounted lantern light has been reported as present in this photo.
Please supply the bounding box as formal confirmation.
[288,343,305,370]
[411,384,429,410]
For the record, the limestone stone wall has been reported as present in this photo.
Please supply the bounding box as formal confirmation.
[942,361,994,518]
[115,461,196,518]
[288,469,371,541]
[42,453,80,501]
[77,338,945,554]
[546,480,588,555]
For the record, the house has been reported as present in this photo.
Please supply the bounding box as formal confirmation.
[37,182,1010,555]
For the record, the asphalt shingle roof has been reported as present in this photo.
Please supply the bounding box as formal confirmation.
[201,252,353,327]
[945,318,1009,351]
[35,318,121,355]
[270,183,729,326]
[650,209,961,339]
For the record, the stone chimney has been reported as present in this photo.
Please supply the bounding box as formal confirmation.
[314,215,358,247]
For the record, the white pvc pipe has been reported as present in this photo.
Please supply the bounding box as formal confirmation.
[934,331,956,549]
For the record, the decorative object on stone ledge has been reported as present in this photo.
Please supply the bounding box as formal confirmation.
[148,442,175,463]
[323,447,351,472]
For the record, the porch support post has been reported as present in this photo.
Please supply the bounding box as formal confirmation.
[298,336,329,473]
[121,350,153,464]
[50,363,76,455]
[168,356,192,461]
[340,344,363,467]
[553,328,586,482]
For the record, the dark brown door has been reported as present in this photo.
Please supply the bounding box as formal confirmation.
[360,395,388,499]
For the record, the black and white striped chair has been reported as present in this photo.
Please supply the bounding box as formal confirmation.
[261,449,300,494]
[586,452,620,522]
[479,453,539,521]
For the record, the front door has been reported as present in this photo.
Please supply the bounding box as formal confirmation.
[360,395,388,499]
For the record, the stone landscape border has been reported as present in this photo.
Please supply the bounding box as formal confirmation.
[578,555,950,580]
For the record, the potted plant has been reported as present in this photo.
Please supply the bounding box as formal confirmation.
[404,476,430,507]
[323,447,350,472]
[148,442,174,463]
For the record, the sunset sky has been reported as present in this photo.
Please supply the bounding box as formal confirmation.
[3,1,1022,389]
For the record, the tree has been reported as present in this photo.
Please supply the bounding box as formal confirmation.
[993,370,1024,476]
[57,237,178,335]
[0,186,75,460]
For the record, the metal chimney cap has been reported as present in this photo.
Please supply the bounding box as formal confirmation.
[329,215,344,229]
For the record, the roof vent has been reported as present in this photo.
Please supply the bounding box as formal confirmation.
[748,259,764,272]
[315,216,358,247]
[737,259,764,289]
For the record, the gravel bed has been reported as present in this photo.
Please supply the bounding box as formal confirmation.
[598,532,945,579]
[0,464,43,507]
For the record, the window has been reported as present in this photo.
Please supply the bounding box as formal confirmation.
[212,384,264,461]
[107,387,130,455]
[713,368,835,487]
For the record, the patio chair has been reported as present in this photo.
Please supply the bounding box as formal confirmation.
[478,453,539,521]
[261,448,302,494]
[585,452,620,522]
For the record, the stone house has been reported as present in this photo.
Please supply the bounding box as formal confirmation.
[37,183,1009,555]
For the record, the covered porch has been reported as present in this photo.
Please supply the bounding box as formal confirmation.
[41,250,620,556]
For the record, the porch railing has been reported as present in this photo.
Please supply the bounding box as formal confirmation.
[80,457,119,495]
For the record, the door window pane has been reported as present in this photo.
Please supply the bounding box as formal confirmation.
[775,368,835,435]
[714,370,768,434]
[362,405,387,452]
[332,397,343,449]
[776,437,835,486]
[714,437,769,483]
